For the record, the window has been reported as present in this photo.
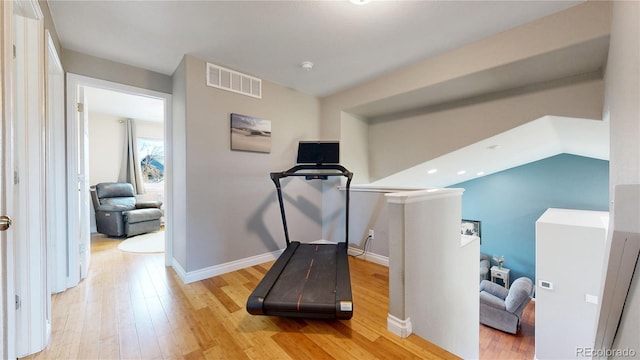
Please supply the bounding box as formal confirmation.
[138,138,164,183]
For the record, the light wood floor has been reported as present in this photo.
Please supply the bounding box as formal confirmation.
[24,235,458,359]
[23,234,534,359]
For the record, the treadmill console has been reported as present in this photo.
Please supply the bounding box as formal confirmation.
[296,141,339,165]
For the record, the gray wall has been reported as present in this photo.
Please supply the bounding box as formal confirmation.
[175,55,322,272]
[604,1,640,355]
[63,49,172,94]
[171,57,187,267]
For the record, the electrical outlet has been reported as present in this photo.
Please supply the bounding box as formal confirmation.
[368,229,374,240]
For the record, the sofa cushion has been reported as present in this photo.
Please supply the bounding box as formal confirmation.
[124,208,163,224]
[136,200,163,209]
[96,182,135,198]
[99,197,136,211]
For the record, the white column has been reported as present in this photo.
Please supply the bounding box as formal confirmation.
[386,188,479,359]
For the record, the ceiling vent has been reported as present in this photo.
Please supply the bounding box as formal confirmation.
[206,62,262,99]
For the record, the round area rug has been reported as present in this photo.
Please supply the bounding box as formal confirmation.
[117,231,165,253]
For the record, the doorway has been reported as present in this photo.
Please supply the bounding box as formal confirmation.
[65,74,173,275]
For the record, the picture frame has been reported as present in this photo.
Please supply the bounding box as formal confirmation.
[230,113,271,153]
[461,219,481,244]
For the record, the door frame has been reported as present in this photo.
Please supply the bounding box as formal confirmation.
[44,29,66,294]
[66,74,173,269]
[0,1,15,358]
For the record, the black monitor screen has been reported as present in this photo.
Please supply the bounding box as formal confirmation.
[296,141,339,164]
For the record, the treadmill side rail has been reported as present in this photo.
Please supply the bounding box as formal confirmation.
[335,242,354,319]
[246,242,300,315]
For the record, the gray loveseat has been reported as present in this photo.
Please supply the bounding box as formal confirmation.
[480,253,491,282]
[479,277,534,334]
[90,182,163,237]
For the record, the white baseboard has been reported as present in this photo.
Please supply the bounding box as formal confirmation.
[387,314,413,338]
[171,246,389,285]
[171,249,283,284]
[348,247,389,267]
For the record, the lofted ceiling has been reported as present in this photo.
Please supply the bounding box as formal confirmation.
[48,1,610,186]
[48,0,583,98]
[369,116,610,188]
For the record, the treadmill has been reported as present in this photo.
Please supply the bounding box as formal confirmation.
[246,141,353,319]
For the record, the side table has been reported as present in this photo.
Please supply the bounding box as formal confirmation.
[490,265,510,289]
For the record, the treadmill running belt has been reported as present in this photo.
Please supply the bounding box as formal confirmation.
[263,244,337,315]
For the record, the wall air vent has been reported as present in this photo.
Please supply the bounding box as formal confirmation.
[206,62,262,99]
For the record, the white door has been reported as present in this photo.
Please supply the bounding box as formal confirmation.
[45,30,67,294]
[66,78,91,284]
[1,2,16,358]
[78,87,91,278]
[13,2,50,357]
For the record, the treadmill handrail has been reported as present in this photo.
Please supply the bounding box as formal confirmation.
[270,164,353,248]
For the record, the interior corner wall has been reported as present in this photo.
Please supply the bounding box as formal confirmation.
[62,49,172,94]
[603,1,640,355]
[339,111,370,184]
[171,56,188,268]
[450,154,609,285]
[180,55,322,273]
[368,78,604,182]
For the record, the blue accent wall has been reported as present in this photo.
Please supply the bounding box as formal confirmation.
[450,154,609,285]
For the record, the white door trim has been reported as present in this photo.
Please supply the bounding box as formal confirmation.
[44,30,67,294]
[65,74,173,268]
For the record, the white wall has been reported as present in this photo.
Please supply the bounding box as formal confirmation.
[87,113,164,185]
[386,189,478,359]
[602,1,640,356]
[87,113,122,185]
[536,209,608,359]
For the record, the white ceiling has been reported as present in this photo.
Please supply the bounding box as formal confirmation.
[84,86,165,122]
[50,0,609,185]
[48,0,583,97]
[369,116,610,188]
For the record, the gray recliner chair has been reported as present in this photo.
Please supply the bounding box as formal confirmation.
[90,182,163,237]
[479,277,534,334]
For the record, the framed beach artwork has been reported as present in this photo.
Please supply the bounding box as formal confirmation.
[230,113,271,153]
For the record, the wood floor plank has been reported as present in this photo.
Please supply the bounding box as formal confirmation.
[271,332,334,360]
[22,233,535,360]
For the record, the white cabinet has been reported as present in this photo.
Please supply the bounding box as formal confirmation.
[535,208,609,359]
